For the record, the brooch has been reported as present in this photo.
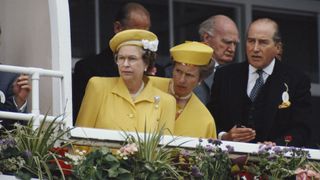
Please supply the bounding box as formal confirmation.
[154,96,160,109]
[278,83,291,109]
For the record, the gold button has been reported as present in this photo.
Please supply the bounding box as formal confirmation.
[128,113,134,118]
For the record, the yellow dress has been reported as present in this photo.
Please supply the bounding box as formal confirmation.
[76,77,176,134]
[149,77,217,138]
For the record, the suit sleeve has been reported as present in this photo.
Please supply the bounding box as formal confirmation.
[1,74,21,112]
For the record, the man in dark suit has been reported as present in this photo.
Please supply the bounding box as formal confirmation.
[194,15,239,105]
[209,18,312,147]
[72,2,151,122]
[0,71,31,129]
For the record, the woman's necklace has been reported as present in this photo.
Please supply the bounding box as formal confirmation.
[169,81,192,118]
[130,81,145,101]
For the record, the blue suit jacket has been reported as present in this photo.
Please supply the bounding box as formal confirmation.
[0,71,19,112]
[0,71,28,130]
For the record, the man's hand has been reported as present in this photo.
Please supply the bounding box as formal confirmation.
[12,74,31,108]
[222,125,256,142]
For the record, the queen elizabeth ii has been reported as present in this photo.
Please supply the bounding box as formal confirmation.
[76,29,175,133]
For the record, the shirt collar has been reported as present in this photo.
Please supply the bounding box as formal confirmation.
[214,60,220,68]
[249,58,275,75]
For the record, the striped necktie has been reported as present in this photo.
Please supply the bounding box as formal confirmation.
[249,69,264,101]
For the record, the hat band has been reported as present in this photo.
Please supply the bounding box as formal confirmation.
[176,62,197,67]
[117,40,143,52]
[117,39,159,52]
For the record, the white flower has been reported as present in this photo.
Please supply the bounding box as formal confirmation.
[141,39,159,52]
[65,152,85,165]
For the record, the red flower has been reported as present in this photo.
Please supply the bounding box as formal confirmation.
[49,147,72,176]
[284,135,293,143]
[49,159,72,175]
[50,147,68,157]
[56,159,72,175]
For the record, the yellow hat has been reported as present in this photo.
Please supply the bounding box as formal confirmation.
[109,29,158,53]
[170,41,213,65]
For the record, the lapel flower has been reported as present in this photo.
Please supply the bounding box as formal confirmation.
[141,39,159,52]
[278,83,291,109]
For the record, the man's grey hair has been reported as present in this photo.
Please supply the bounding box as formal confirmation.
[198,16,216,41]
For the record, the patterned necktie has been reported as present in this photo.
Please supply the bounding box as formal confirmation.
[250,70,264,101]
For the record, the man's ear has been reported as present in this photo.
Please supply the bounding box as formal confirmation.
[276,42,282,51]
[203,33,211,44]
[113,21,123,33]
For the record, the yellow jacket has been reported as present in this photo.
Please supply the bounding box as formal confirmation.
[149,77,217,138]
[76,77,176,134]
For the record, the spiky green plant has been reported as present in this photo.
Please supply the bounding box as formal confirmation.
[121,124,182,179]
[7,115,71,180]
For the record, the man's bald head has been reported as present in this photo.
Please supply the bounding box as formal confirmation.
[199,15,239,64]
[113,2,151,34]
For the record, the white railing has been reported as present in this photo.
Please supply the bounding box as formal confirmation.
[71,127,320,160]
[0,64,68,127]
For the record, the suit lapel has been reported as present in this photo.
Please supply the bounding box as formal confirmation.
[232,62,250,126]
[255,60,287,138]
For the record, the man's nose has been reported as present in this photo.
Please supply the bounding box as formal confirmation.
[253,42,260,52]
[228,43,236,52]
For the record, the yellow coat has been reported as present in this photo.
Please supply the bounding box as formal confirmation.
[149,77,217,139]
[76,77,176,134]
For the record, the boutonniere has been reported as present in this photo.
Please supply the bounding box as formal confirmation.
[154,96,160,109]
[278,83,291,109]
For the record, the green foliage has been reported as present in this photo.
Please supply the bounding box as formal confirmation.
[73,147,132,180]
[0,116,71,180]
[239,145,311,179]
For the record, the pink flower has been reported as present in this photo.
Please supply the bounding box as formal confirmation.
[118,143,138,159]
[295,168,320,180]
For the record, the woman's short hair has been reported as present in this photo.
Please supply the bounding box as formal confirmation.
[198,59,214,81]
[172,59,214,81]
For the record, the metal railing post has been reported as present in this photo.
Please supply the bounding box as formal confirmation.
[31,71,40,128]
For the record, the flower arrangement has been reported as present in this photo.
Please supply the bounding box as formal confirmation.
[232,144,320,179]
[172,138,233,179]
[1,119,320,180]
[0,116,72,179]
